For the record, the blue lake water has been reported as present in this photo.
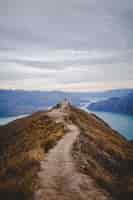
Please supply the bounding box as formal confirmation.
[0,114,28,126]
[90,111,133,140]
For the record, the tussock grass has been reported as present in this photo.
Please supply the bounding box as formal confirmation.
[0,111,65,199]
[70,106,133,199]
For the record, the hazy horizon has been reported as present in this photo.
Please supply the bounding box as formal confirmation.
[0,87,133,93]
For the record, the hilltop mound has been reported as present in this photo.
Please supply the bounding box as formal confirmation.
[0,102,133,200]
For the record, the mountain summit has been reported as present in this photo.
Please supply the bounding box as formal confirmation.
[0,103,133,200]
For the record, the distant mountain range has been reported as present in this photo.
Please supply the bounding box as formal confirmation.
[88,92,133,115]
[0,89,133,117]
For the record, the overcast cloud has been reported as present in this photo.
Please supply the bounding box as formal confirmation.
[0,0,133,91]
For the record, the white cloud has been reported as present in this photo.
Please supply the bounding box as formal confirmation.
[0,0,133,91]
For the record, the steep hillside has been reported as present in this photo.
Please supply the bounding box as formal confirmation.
[0,110,65,199]
[69,107,133,199]
[88,93,133,115]
[0,102,133,200]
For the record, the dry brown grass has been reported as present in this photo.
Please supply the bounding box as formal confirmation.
[0,111,65,199]
[0,105,133,200]
[70,106,133,200]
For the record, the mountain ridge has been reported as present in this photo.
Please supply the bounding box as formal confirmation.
[88,92,133,115]
[0,89,133,117]
[0,102,133,199]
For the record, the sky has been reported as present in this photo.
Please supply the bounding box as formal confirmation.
[0,0,133,91]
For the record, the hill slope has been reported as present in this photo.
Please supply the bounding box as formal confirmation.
[0,102,133,200]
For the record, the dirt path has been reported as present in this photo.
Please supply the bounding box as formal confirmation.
[34,104,111,200]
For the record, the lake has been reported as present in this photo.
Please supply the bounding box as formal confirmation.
[0,114,28,126]
[91,111,133,140]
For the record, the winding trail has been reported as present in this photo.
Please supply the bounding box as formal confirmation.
[34,103,111,200]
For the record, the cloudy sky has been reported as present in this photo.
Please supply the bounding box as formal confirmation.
[0,0,133,91]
